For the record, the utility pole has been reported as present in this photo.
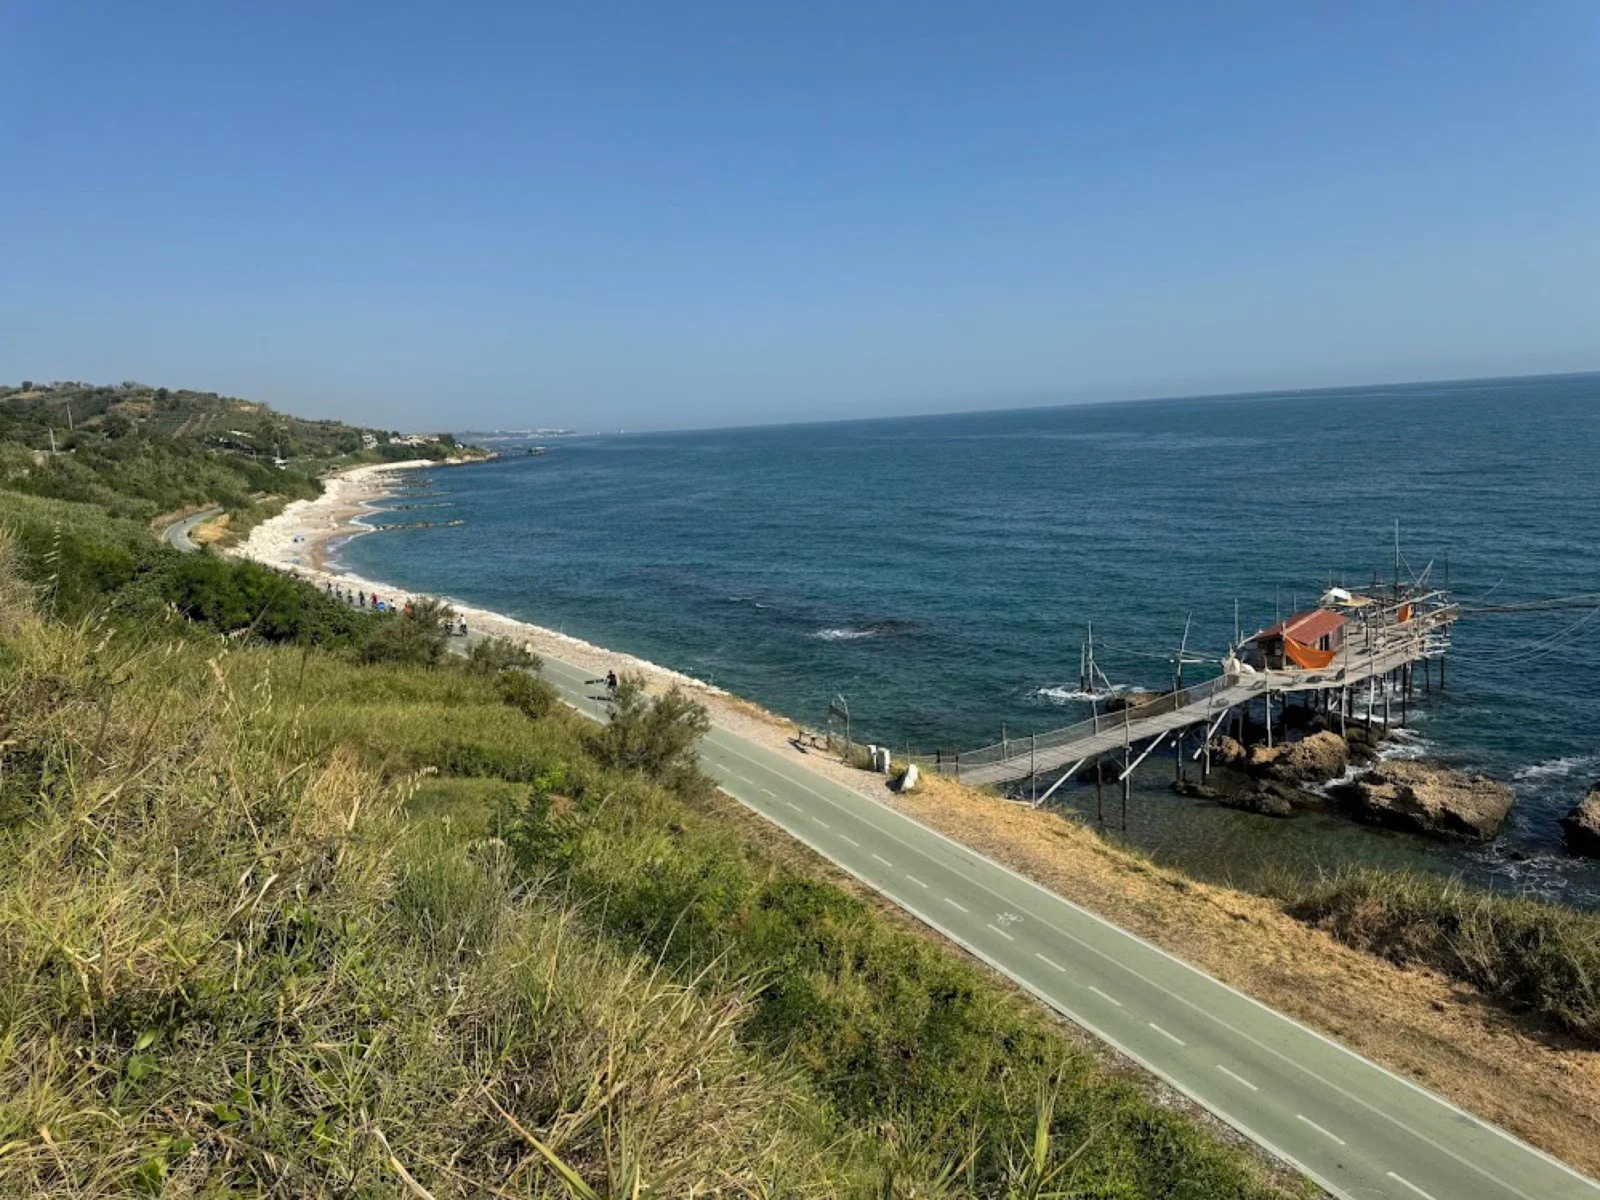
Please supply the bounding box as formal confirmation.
[1394,518,1402,598]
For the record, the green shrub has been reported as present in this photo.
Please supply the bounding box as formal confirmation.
[589,674,711,796]
[498,669,558,720]
[362,598,456,667]
[467,634,539,674]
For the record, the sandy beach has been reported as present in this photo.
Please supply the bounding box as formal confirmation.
[232,461,896,800]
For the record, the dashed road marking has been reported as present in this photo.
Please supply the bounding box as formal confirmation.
[784,800,801,811]
[839,834,859,847]
[905,874,928,888]
[944,898,969,913]
[871,853,893,866]
[985,923,1016,942]
[814,818,830,830]
[1385,1173,1439,1200]
[1034,952,1064,971]
[1216,1065,1258,1092]
[1088,985,1122,1007]
[1295,1115,1345,1146]
[1149,1022,1185,1046]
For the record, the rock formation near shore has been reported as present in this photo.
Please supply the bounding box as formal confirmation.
[1561,784,1600,857]
[1332,760,1513,841]
[1244,730,1351,784]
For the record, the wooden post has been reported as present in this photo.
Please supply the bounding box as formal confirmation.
[1203,720,1213,779]
[1030,734,1037,804]
[1096,766,1104,824]
[1122,713,1131,831]
[1439,655,1446,691]
[1174,729,1183,784]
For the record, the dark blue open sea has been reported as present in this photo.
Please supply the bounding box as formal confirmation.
[339,374,1600,904]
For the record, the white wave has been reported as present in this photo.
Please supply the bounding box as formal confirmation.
[1512,755,1598,783]
[1035,684,1129,703]
[814,627,875,641]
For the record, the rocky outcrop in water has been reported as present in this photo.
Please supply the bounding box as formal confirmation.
[1561,784,1600,857]
[1262,731,1350,784]
[1331,760,1512,841]
[1208,735,1246,766]
[1221,784,1295,817]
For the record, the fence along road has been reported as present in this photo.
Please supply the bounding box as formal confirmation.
[503,647,1598,1200]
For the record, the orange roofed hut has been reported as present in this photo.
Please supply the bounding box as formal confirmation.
[1249,608,1347,670]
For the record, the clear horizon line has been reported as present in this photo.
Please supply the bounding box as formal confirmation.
[518,365,1600,440]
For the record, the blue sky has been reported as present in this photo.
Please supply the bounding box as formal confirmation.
[3,2,1596,431]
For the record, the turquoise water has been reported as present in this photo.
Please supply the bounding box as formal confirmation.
[339,374,1600,903]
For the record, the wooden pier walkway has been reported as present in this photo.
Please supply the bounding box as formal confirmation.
[945,603,1455,789]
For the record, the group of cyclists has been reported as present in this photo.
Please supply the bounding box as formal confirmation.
[321,580,469,635]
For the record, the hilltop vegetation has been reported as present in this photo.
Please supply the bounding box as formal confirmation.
[0,380,469,524]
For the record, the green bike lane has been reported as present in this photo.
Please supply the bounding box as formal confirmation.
[532,651,1599,1200]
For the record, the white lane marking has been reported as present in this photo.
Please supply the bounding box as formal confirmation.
[760,788,775,797]
[839,835,860,847]
[1386,1172,1441,1200]
[1216,1065,1258,1092]
[735,774,754,785]
[1088,985,1122,1008]
[814,818,830,830]
[694,733,1567,1200]
[1149,1022,1185,1047]
[985,922,1016,942]
[784,800,801,811]
[944,897,969,913]
[871,853,893,866]
[1295,1114,1345,1146]
[905,874,928,888]
[1034,952,1064,971]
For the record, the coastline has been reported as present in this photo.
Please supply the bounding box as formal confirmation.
[231,460,1600,1174]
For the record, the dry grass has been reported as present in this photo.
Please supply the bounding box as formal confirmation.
[189,513,231,546]
[879,771,1600,1177]
[0,612,857,1196]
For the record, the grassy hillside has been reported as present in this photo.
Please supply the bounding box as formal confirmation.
[0,380,472,525]
[0,557,1307,1197]
[0,374,1309,1197]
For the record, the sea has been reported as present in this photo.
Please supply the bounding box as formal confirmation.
[336,373,1600,906]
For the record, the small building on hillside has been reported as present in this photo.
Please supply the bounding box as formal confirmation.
[1250,608,1347,670]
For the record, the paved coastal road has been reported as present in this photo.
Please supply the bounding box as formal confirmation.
[459,642,1599,1200]
[163,507,224,552]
